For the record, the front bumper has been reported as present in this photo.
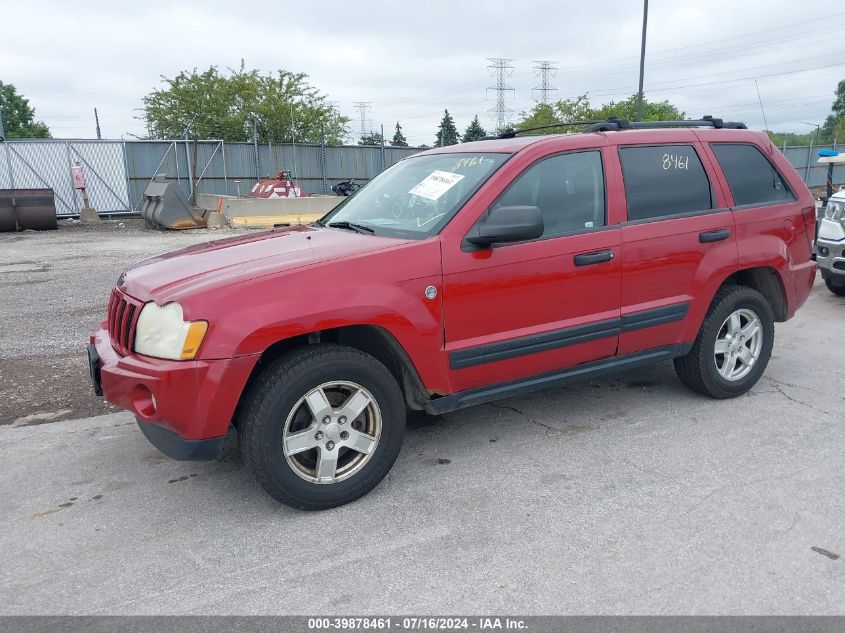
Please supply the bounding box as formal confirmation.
[817,218,845,279]
[816,239,845,279]
[89,327,258,460]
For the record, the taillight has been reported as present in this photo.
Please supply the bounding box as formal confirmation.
[801,206,816,251]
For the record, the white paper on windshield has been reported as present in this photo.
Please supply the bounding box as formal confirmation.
[408,170,465,201]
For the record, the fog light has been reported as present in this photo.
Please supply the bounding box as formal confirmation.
[131,385,156,418]
[819,246,830,257]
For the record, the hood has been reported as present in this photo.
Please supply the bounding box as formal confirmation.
[119,225,412,302]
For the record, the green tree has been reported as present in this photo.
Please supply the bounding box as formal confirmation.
[0,81,51,139]
[592,94,684,122]
[766,79,845,146]
[391,121,408,147]
[461,115,487,142]
[358,131,384,146]
[820,79,845,143]
[515,95,594,133]
[141,62,348,143]
[765,130,818,147]
[434,109,459,147]
[514,93,685,135]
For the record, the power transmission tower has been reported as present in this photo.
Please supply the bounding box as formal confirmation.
[352,102,372,138]
[486,58,515,133]
[532,61,558,104]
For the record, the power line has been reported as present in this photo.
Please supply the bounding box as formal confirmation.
[532,61,558,104]
[487,57,515,133]
[587,58,845,98]
[563,10,845,73]
[564,23,844,79]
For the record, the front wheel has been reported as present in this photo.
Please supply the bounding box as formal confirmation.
[674,285,774,399]
[237,344,406,510]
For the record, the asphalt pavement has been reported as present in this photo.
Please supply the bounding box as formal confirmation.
[1,270,844,614]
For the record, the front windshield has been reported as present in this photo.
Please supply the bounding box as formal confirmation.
[321,152,509,239]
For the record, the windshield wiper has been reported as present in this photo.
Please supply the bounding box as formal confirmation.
[327,221,375,234]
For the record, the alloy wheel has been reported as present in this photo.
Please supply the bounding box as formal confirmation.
[713,308,763,382]
[282,381,382,484]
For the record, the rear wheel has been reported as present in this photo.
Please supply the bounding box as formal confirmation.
[237,344,405,510]
[674,286,774,399]
[824,278,845,296]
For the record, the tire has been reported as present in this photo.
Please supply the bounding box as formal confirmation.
[237,344,406,510]
[825,278,845,296]
[674,285,774,399]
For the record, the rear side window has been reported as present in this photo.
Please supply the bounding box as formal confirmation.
[619,144,713,221]
[710,143,794,207]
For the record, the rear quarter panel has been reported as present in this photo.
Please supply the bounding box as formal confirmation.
[695,129,816,318]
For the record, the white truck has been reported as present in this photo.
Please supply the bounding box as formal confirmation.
[817,187,845,295]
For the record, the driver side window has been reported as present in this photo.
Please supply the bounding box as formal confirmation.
[494,150,606,238]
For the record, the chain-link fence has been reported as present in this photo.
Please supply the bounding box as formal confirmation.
[780,143,842,189]
[0,138,842,217]
[0,140,130,215]
[0,139,423,216]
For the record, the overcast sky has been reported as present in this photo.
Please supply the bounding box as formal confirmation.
[3,0,843,145]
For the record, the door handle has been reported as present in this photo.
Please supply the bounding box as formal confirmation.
[574,250,614,266]
[699,229,730,243]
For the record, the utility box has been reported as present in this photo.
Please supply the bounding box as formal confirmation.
[71,165,87,190]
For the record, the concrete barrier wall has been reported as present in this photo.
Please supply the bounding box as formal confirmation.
[196,193,344,227]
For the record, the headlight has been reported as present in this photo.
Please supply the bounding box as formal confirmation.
[134,302,208,360]
[825,200,844,221]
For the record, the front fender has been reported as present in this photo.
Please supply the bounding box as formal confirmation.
[191,240,449,394]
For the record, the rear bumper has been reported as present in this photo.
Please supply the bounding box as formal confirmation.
[787,259,818,317]
[89,327,258,458]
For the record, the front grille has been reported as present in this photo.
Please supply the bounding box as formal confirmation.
[107,289,142,355]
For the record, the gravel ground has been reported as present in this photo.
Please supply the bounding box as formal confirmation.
[0,219,250,425]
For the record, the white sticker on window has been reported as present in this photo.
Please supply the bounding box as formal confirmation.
[408,170,465,201]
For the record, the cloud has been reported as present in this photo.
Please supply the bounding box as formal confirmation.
[2,0,841,142]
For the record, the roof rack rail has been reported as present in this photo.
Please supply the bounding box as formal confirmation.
[586,115,747,132]
[479,116,748,141]
[486,121,603,140]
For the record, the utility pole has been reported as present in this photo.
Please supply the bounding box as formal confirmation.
[532,61,558,104]
[183,123,194,203]
[352,102,372,140]
[290,102,298,179]
[94,107,102,140]
[252,116,261,181]
[487,57,515,133]
[380,123,386,172]
[1,107,7,141]
[636,0,649,122]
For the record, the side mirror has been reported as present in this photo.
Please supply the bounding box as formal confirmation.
[465,205,544,248]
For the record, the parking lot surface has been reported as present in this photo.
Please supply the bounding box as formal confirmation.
[0,220,248,425]
[1,222,844,614]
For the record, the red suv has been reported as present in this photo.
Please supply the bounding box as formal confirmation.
[88,118,817,509]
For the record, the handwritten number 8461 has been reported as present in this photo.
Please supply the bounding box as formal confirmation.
[662,153,689,170]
